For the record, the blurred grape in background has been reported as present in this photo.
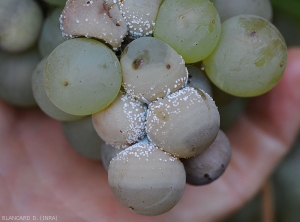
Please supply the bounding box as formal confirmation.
[224,0,300,221]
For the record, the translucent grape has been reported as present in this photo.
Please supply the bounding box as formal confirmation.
[0,0,43,53]
[92,92,147,149]
[202,14,287,97]
[146,87,220,158]
[121,37,188,103]
[43,38,122,116]
[108,141,186,216]
[38,7,66,58]
[154,0,221,63]
[32,57,82,121]
[211,0,272,22]
[182,130,231,185]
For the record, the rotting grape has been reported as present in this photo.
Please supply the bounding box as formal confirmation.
[146,87,220,158]
[121,37,188,103]
[182,130,231,185]
[60,0,128,50]
[108,141,186,216]
[92,91,147,149]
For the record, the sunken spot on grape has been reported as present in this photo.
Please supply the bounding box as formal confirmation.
[280,62,284,67]
[63,81,69,86]
[248,31,256,37]
[204,173,212,181]
[166,64,171,69]
[156,110,170,121]
[132,58,145,70]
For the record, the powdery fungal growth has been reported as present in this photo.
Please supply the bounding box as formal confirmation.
[116,0,162,38]
[121,37,188,103]
[92,92,147,149]
[60,0,128,49]
[146,86,220,158]
[108,141,186,216]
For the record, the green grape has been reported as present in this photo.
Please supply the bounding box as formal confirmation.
[202,14,287,97]
[43,38,122,116]
[121,37,187,103]
[154,0,221,63]
[61,116,104,160]
[0,0,43,53]
[211,0,272,22]
[0,48,40,107]
[38,7,66,58]
[32,57,82,121]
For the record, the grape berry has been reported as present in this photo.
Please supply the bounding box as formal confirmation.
[0,0,287,217]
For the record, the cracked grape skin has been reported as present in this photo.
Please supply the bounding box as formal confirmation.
[43,38,122,116]
[202,14,287,97]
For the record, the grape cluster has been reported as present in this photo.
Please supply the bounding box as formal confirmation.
[0,0,287,217]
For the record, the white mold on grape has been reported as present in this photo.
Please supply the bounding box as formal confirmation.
[108,141,186,216]
[60,0,128,49]
[115,0,162,38]
[146,86,220,158]
[121,37,188,103]
[92,92,147,149]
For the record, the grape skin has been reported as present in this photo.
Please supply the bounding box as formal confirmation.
[121,37,188,103]
[108,141,186,216]
[43,38,122,116]
[203,14,287,97]
[146,87,220,158]
[0,0,43,53]
[32,57,82,121]
[92,92,147,149]
[154,0,221,63]
[211,0,273,22]
[182,130,231,185]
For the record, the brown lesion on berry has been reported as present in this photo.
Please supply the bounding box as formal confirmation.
[166,64,171,69]
[248,31,256,37]
[129,206,134,210]
[132,58,145,70]
[102,2,112,18]
[204,173,212,181]
[64,81,69,86]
